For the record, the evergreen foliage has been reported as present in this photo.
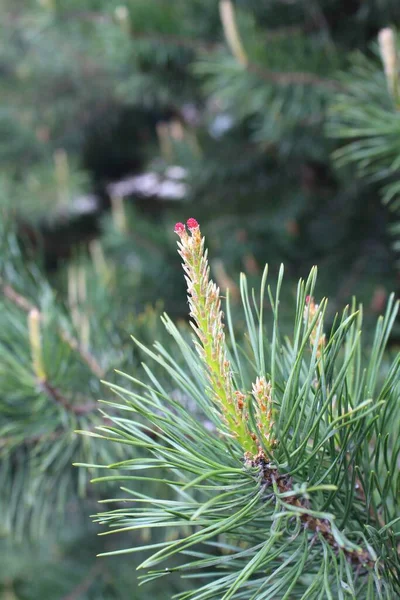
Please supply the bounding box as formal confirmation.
[1,1,400,598]
[0,212,189,597]
[327,27,400,268]
[1,0,398,291]
[84,219,400,599]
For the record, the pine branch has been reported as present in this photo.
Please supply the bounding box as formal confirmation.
[218,0,341,90]
[253,455,374,568]
[88,220,399,597]
[1,281,36,312]
[55,7,341,90]
[1,279,105,378]
[39,379,98,416]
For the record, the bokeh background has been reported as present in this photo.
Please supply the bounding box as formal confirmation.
[1,1,399,598]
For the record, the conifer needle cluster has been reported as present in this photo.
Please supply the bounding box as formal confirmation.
[86,220,400,599]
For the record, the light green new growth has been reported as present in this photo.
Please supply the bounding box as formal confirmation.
[304,295,326,358]
[252,376,275,453]
[175,219,261,455]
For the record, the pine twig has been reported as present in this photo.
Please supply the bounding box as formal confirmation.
[246,62,342,90]
[39,380,98,416]
[1,282,36,312]
[1,280,103,416]
[1,280,105,378]
[254,456,375,568]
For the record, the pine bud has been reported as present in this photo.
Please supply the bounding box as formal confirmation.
[304,296,325,358]
[186,218,199,230]
[378,28,399,99]
[174,222,186,236]
[28,309,46,381]
[252,376,275,452]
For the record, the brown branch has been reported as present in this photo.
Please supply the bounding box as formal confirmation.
[1,282,36,312]
[39,380,98,416]
[60,11,306,49]
[49,10,341,90]
[246,62,342,90]
[253,456,375,568]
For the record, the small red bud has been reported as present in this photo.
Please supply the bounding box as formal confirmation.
[174,222,186,236]
[187,218,199,230]
[305,295,311,304]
